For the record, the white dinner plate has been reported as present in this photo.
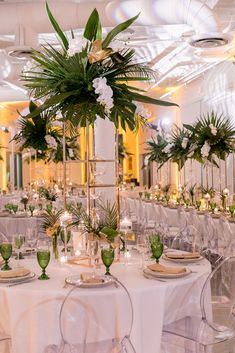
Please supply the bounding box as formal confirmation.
[143,267,192,279]
[0,271,36,284]
[65,275,116,288]
[162,254,204,263]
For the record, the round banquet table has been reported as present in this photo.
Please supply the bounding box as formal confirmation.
[0,253,211,353]
[0,216,43,240]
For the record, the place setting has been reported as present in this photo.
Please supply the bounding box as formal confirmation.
[142,234,193,281]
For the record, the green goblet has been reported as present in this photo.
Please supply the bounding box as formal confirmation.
[195,200,201,211]
[101,248,114,275]
[229,205,235,218]
[165,194,170,205]
[60,229,71,245]
[28,205,35,217]
[12,205,18,214]
[149,235,164,263]
[209,201,216,214]
[0,243,12,271]
[37,249,50,280]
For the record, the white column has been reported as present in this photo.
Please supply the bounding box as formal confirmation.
[94,118,116,203]
[9,127,15,192]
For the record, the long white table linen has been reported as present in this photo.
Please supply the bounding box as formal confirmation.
[0,216,43,240]
[0,255,211,353]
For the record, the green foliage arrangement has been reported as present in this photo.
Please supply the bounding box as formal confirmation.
[146,111,235,170]
[146,135,169,167]
[169,126,194,170]
[21,3,177,131]
[70,201,119,243]
[118,139,132,162]
[14,101,80,164]
[184,111,235,166]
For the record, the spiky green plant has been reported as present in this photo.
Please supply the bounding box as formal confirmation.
[118,139,132,162]
[41,208,64,236]
[70,201,119,242]
[184,111,235,166]
[21,3,177,131]
[14,101,80,163]
[146,135,169,167]
[169,126,193,170]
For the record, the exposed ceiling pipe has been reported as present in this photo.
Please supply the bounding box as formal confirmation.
[0,0,226,37]
[107,0,220,32]
[106,0,231,48]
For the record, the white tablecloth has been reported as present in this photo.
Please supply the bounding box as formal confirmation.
[0,216,43,240]
[0,254,211,353]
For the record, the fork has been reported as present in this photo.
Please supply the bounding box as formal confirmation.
[143,274,166,282]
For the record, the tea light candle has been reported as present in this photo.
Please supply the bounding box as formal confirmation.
[120,217,132,232]
[60,211,72,225]
[223,188,229,196]
[60,255,67,264]
[204,193,210,210]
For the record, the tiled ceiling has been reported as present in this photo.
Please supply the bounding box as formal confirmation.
[0,0,235,99]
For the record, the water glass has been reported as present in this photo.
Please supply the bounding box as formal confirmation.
[12,234,25,264]
[101,248,114,275]
[149,235,164,263]
[87,239,99,276]
[0,243,12,271]
[37,240,50,280]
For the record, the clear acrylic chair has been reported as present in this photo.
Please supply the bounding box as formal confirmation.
[201,212,221,268]
[45,278,136,353]
[158,205,180,247]
[0,232,9,243]
[162,256,235,353]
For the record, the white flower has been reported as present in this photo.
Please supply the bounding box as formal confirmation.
[187,143,198,157]
[134,102,151,120]
[201,141,211,158]
[181,137,189,149]
[45,135,57,150]
[67,37,89,57]
[209,124,217,136]
[163,143,174,154]
[92,77,114,115]
[68,149,74,158]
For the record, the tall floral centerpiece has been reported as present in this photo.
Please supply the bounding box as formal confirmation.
[22,3,177,129]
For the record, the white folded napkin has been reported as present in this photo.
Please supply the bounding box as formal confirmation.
[147,263,187,274]
[0,267,30,278]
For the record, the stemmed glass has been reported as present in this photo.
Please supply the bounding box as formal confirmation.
[137,233,150,269]
[195,200,201,211]
[87,239,99,277]
[37,240,50,280]
[12,205,18,215]
[25,229,37,257]
[101,247,114,275]
[12,234,25,264]
[28,205,35,217]
[229,205,235,218]
[209,201,216,214]
[0,243,12,271]
[149,235,163,263]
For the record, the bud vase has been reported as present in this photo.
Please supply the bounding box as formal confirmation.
[52,235,59,260]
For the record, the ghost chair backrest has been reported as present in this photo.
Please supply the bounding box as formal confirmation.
[59,278,136,353]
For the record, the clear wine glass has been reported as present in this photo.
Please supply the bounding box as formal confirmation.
[25,228,37,257]
[137,233,150,269]
[12,234,25,265]
[87,239,99,277]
